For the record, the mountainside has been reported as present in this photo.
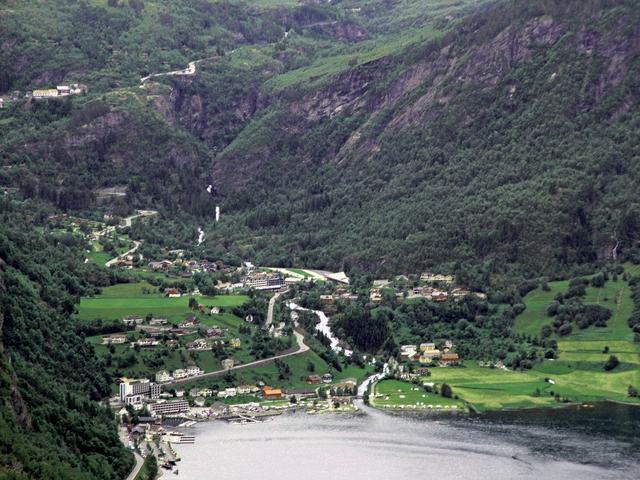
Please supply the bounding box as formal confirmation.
[206,0,640,278]
[0,202,132,479]
[1,0,640,281]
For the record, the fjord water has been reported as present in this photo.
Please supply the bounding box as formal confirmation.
[172,402,639,479]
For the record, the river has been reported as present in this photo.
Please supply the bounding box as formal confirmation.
[288,302,352,356]
[171,400,639,479]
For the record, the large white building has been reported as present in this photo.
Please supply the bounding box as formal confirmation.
[242,271,285,290]
[119,378,161,403]
[150,400,190,416]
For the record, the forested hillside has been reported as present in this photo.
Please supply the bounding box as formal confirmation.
[1,0,640,280]
[207,0,640,279]
[0,201,131,479]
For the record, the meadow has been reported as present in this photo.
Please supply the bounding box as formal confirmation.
[76,282,248,322]
[371,379,463,410]
[429,269,640,412]
[175,350,373,391]
[512,280,569,336]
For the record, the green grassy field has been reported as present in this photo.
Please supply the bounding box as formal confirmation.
[286,268,313,278]
[434,269,640,412]
[87,239,113,266]
[371,379,463,410]
[76,283,248,322]
[176,350,373,391]
[512,280,569,336]
[87,251,112,266]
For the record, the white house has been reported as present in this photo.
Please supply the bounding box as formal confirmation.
[172,369,188,379]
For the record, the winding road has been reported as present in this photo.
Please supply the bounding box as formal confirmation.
[125,452,144,480]
[166,328,309,387]
[92,210,157,267]
[141,61,197,84]
[265,289,288,332]
[105,240,141,267]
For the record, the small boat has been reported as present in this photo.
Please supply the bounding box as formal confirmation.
[173,469,179,475]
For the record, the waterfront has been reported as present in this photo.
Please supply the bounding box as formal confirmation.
[171,401,639,479]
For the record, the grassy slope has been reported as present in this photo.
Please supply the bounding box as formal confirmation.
[76,282,247,322]
[264,0,487,91]
[430,269,640,412]
[371,379,463,410]
[172,349,372,391]
[512,280,569,336]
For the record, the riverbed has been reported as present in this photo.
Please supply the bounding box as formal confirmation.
[171,401,639,479]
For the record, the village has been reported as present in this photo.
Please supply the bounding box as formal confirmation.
[59,210,478,474]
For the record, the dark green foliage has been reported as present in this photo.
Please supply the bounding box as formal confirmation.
[333,305,390,352]
[604,355,620,371]
[441,383,453,398]
[627,277,640,341]
[0,204,132,479]
[548,296,612,334]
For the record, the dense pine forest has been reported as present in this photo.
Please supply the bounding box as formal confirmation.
[0,201,131,479]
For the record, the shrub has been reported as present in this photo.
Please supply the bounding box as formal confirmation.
[604,355,620,371]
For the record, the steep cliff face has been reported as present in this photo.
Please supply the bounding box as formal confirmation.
[199,0,640,274]
[210,3,640,185]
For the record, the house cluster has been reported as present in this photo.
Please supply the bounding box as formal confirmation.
[102,334,128,345]
[155,365,203,383]
[121,315,195,340]
[148,257,234,277]
[30,84,87,99]
[399,341,460,365]
[306,373,334,384]
[368,271,480,304]
[186,335,240,351]
[112,253,140,269]
[242,271,286,291]
[420,273,455,284]
[319,290,359,305]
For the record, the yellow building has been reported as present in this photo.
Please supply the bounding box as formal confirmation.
[32,89,59,99]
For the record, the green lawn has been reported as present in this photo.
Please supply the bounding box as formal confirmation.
[443,270,640,412]
[513,280,569,336]
[371,379,463,410]
[87,251,112,266]
[286,268,313,278]
[87,239,113,266]
[76,283,248,322]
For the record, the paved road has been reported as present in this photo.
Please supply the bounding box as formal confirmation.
[166,329,309,387]
[140,49,239,85]
[125,452,144,480]
[94,210,156,267]
[141,61,196,83]
[265,289,288,331]
[105,240,141,267]
[94,210,157,239]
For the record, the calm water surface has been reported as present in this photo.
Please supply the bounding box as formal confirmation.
[171,402,639,479]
